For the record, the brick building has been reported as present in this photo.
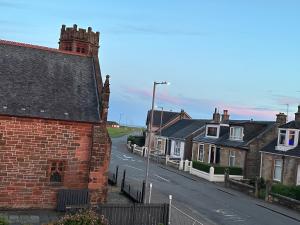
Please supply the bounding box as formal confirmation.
[0,24,111,209]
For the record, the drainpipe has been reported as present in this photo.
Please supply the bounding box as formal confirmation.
[260,152,263,178]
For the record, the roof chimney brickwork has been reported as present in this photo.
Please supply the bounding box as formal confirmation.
[276,112,287,125]
[213,108,221,123]
[295,105,300,122]
[59,24,100,56]
[221,109,230,123]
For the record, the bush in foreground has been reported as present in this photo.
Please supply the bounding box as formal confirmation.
[0,217,8,225]
[49,210,108,225]
[271,183,300,200]
[192,161,243,175]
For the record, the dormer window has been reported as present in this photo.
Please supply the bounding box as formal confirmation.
[206,125,219,138]
[230,126,243,141]
[276,129,299,150]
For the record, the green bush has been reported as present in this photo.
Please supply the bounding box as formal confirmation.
[192,161,210,173]
[192,161,243,175]
[271,183,300,200]
[127,135,145,147]
[52,209,108,225]
[0,217,9,225]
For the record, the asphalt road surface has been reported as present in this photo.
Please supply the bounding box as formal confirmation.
[109,135,300,225]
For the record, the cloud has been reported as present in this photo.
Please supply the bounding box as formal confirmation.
[121,86,278,120]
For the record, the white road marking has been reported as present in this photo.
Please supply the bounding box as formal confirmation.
[154,174,170,182]
[125,165,144,172]
[123,154,132,159]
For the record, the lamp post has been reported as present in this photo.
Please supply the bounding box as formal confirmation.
[144,81,169,203]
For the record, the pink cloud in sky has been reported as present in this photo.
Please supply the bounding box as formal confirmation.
[123,86,280,120]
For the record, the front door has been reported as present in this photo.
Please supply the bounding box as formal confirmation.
[209,145,215,164]
[297,164,300,185]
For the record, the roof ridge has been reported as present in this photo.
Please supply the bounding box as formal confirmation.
[0,39,88,57]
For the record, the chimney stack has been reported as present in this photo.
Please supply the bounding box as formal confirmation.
[180,109,185,119]
[213,108,220,123]
[221,109,230,123]
[276,112,287,125]
[295,105,300,122]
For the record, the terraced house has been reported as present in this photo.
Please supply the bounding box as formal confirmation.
[260,108,300,185]
[192,109,282,178]
[0,24,111,209]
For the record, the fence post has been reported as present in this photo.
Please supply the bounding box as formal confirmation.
[115,166,119,184]
[179,160,184,170]
[184,160,189,171]
[165,155,169,165]
[168,195,172,225]
[255,177,259,198]
[224,168,229,187]
[141,180,146,204]
[265,180,272,201]
[121,169,126,191]
[149,183,153,203]
[209,166,214,182]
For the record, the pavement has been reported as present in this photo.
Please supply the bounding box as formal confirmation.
[109,135,300,225]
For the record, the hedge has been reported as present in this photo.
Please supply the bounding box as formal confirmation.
[0,217,8,225]
[271,183,300,201]
[127,135,145,147]
[192,161,243,175]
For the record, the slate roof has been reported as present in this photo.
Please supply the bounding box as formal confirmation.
[279,120,300,129]
[261,139,300,158]
[0,40,101,123]
[193,120,275,150]
[146,110,182,127]
[159,119,210,140]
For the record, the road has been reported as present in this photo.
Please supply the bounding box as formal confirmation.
[109,135,300,225]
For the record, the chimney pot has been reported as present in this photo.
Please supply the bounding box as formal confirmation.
[276,112,287,125]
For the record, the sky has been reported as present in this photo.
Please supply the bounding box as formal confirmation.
[1,0,300,126]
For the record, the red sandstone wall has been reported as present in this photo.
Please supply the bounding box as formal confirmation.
[0,116,98,209]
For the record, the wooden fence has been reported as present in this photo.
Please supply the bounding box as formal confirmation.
[96,203,169,225]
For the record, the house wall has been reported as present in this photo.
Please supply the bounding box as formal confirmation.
[192,143,245,169]
[219,147,246,168]
[261,153,300,186]
[0,115,110,209]
[245,125,278,178]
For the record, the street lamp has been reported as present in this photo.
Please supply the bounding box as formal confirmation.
[144,81,169,203]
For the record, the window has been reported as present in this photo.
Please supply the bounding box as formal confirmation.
[279,130,286,145]
[49,161,65,183]
[288,131,295,146]
[206,126,218,137]
[198,144,205,162]
[174,141,181,156]
[157,138,162,150]
[277,129,298,147]
[229,150,236,166]
[230,127,243,140]
[273,160,282,181]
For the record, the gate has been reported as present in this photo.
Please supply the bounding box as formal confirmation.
[96,203,169,225]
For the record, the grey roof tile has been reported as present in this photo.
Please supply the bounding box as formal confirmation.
[0,42,101,123]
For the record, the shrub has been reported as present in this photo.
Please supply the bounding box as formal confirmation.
[192,161,243,175]
[271,183,300,200]
[0,217,8,225]
[127,135,145,147]
[53,209,108,225]
[192,161,210,173]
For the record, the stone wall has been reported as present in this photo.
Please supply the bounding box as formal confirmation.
[0,115,110,209]
[261,153,300,185]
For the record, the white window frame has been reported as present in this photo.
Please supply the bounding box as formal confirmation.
[229,126,244,141]
[228,150,236,166]
[206,125,220,138]
[174,141,181,156]
[273,159,282,182]
[198,144,205,162]
[276,129,299,151]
